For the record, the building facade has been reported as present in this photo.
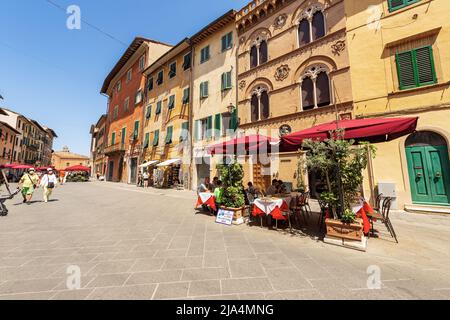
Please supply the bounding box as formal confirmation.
[345,0,450,210]
[191,10,239,189]
[51,146,90,171]
[0,121,20,165]
[90,114,107,177]
[235,0,353,192]
[142,39,192,188]
[101,37,172,184]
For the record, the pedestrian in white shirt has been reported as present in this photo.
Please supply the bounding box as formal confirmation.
[40,168,58,203]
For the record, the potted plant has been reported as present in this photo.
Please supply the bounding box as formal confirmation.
[217,161,246,224]
[303,135,375,243]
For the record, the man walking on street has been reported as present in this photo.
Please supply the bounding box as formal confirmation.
[19,168,39,204]
[40,168,58,203]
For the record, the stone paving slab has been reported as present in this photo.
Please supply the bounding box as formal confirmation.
[0,181,449,300]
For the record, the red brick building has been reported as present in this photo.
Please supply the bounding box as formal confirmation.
[101,37,172,183]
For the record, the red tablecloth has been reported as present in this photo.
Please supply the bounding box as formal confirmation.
[196,193,216,211]
[252,198,290,220]
[355,201,374,235]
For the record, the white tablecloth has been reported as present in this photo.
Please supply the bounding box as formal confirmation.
[254,197,292,215]
[198,192,214,203]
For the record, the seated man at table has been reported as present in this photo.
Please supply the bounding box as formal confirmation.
[265,179,279,196]
[213,180,224,216]
[197,177,212,193]
[246,182,260,205]
[277,180,287,194]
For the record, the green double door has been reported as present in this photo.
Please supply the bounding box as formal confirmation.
[406,145,450,205]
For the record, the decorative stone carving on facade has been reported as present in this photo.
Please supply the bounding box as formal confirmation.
[251,84,269,97]
[240,36,246,44]
[299,4,324,22]
[239,80,247,90]
[274,64,290,81]
[300,64,330,82]
[331,40,346,56]
[273,14,288,29]
[252,30,270,47]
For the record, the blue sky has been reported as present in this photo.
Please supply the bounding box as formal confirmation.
[0,0,248,155]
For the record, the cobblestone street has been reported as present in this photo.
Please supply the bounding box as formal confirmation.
[0,181,449,300]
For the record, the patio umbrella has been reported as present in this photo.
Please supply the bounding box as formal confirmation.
[280,117,419,152]
[207,134,279,155]
[65,165,90,172]
[11,164,33,170]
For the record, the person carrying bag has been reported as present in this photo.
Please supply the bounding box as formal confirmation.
[40,168,58,203]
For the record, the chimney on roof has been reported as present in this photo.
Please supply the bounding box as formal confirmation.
[62,146,70,153]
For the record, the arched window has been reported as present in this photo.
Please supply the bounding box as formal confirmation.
[301,78,315,111]
[312,11,325,40]
[298,19,310,46]
[298,7,326,47]
[250,37,269,69]
[316,72,331,107]
[259,40,268,64]
[250,86,270,121]
[250,46,258,68]
[301,65,331,111]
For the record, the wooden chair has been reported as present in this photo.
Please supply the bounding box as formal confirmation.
[291,193,309,227]
[374,193,384,212]
[366,197,398,243]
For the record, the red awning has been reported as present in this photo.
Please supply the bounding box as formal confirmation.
[65,165,90,172]
[207,135,279,155]
[11,164,33,170]
[280,117,419,152]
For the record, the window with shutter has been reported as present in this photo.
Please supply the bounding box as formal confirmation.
[260,91,270,120]
[144,132,150,148]
[230,108,238,132]
[169,62,177,79]
[133,121,139,140]
[146,105,152,119]
[183,88,190,104]
[180,122,189,142]
[388,0,420,12]
[200,82,209,99]
[396,46,436,90]
[147,77,154,91]
[183,52,192,70]
[153,130,159,146]
[222,32,233,52]
[206,116,213,139]
[165,126,173,144]
[157,70,164,85]
[214,114,221,138]
[111,132,116,146]
[168,95,175,109]
[156,101,162,115]
[200,46,210,64]
[221,72,232,91]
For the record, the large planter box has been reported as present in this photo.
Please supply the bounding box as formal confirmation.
[325,218,363,241]
[222,207,247,225]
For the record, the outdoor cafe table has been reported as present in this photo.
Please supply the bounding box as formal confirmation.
[196,192,216,211]
[252,196,292,220]
[352,199,374,236]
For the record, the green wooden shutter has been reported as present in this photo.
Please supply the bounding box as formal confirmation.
[134,121,139,139]
[181,122,189,141]
[396,51,416,90]
[388,0,419,12]
[230,108,238,132]
[200,82,205,99]
[226,72,232,89]
[144,132,150,148]
[121,128,126,144]
[214,114,222,138]
[153,130,159,146]
[165,126,173,144]
[156,101,162,115]
[146,105,152,119]
[168,95,175,109]
[206,116,213,139]
[221,73,225,91]
[221,35,227,52]
[111,132,116,145]
[416,46,436,86]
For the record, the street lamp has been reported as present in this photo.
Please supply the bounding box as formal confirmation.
[227,103,235,114]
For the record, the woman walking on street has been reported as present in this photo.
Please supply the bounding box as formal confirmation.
[40,168,58,203]
[19,168,39,204]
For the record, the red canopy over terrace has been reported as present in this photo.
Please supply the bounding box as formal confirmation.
[11,164,33,170]
[65,165,90,172]
[207,134,279,155]
[280,117,419,152]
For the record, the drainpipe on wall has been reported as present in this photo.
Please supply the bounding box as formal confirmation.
[188,42,195,191]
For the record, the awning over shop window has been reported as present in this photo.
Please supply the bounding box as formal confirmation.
[157,159,181,167]
[139,160,159,168]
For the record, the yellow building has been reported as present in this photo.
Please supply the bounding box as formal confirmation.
[142,39,192,188]
[235,0,353,193]
[191,10,239,189]
[52,146,90,171]
[345,0,450,211]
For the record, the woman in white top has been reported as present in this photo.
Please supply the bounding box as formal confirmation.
[40,168,58,203]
